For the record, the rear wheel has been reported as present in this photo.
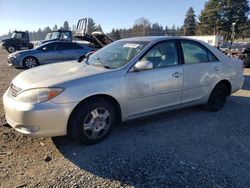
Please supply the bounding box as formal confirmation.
[23,57,38,69]
[69,99,116,145]
[7,46,16,53]
[204,83,229,112]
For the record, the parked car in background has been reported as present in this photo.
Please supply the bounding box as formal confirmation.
[34,30,73,48]
[1,31,33,53]
[7,41,93,69]
[243,47,250,67]
[3,37,244,144]
[42,30,73,44]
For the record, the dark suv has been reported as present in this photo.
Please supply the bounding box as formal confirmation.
[1,31,33,53]
[42,30,73,44]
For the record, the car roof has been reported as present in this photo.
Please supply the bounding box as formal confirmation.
[120,36,233,63]
[120,36,207,43]
[44,41,74,44]
[39,40,91,49]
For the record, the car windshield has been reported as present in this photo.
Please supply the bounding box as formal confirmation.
[11,32,22,39]
[87,40,149,69]
[11,33,16,38]
[51,32,61,40]
[45,33,52,40]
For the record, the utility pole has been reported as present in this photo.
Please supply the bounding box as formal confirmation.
[230,22,236,49]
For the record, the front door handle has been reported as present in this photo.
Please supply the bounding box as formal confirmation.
[213,66,219,71]
[172,72,183,78]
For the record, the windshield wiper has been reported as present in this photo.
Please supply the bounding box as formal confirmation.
[94,57,111,69]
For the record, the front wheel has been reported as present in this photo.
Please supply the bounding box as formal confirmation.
[204,83,229,112]
[7,46,16,53]
[23,57,38,69]
[69,99,116,145]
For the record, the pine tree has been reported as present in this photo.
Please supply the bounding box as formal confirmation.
[53,24,58,31]
[96,24,103,33]
[110,29,120,40]
[222,0,250,39]
[63,21,70,30]
[133,17,151,36]
[183,7,197,36]
[199,0,250,38]
[165,26,170,36]
[87,18,97,33]
[199,0,223,35]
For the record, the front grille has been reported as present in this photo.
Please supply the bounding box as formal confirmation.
[9,84,22,97]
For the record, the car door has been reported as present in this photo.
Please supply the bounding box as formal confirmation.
[54,42,73,61]
[180,40,222,104]
[55,42,83,61]
[14,33,26,50]
[125,40,183,118]
[66,43,87,60]
[37,43,57,64]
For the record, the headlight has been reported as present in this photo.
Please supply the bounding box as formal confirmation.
[9,54,20,59]
[16,88,64,104]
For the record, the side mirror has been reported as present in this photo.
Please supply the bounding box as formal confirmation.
[134,60,153,71]
[77,51,95,63]
[77,54,86,62]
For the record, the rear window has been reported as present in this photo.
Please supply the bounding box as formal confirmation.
[181,40,218,64]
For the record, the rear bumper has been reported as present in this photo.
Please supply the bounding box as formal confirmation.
[231,76,244,94]
[3,89,77,137]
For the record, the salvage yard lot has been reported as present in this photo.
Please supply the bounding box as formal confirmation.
[0,49,250,187]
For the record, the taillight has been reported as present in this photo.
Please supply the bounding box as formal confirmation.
[241,61,245,71]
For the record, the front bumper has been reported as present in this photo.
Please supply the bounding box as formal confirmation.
[7,56,22,67]
[3,89,77,137]
[0,42,6,49]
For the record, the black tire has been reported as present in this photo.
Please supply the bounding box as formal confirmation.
[7,46,16,53]
[204,83,228,112]
[68,99,116,145]
[22,57,38,69]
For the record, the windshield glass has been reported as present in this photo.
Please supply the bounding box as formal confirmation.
[87,40,149,69]
[11,33,16,38]
[11,32,22,39]
[51,32,61,40]
[45,33,52,40]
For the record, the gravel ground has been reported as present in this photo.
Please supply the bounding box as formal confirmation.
[0,49,250,187]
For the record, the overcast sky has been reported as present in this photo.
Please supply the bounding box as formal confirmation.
[0,0,207,35]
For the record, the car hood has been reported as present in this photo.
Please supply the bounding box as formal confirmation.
[41,39,58,44]
[12,61,108,90]
[8,49,36,58]
[1,38,12,43]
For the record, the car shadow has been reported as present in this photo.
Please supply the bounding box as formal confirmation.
[52,79,250,187]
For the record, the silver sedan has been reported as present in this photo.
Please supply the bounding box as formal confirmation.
[3,37,244,144]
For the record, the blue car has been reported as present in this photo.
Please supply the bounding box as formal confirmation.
[7,41,93,69]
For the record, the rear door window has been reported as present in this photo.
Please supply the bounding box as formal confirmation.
[56,42,83,50]
[181,41,208,64]
[180,40,218,64]
[56,42,71,51]
[208,51,219,62]
[67,43,83,50]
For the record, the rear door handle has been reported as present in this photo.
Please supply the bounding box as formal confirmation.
[172,72,183,78]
